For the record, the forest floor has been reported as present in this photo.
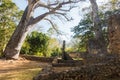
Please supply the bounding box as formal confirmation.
[0,57,72,80]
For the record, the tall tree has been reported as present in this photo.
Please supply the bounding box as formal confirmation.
[89,0,103,39]
[72,11,108,52]
[3,0,83,59]
[0,0,22,55]
[71,13,94,52]
[88,0,107,54]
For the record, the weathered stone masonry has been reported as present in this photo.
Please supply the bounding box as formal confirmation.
[108,13,120,54]
[34,57,120,80]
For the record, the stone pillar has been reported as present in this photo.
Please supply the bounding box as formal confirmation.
[62,40,73,60]
[108,13,120,54]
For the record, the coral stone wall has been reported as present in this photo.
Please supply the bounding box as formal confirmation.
[108,13,120,54]
[34,57,120,80]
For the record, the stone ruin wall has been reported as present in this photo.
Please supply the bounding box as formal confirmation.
[34,57,120,80]
[108,13,120,54]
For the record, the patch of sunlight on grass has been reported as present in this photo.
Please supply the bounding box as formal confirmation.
[0,68,42,80]
[73,58,83,60]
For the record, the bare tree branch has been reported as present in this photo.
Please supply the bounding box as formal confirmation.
[53,14,66,23]
[44,18,62,34]
[58,5,77,11]
[54,12,72,21]
[26,0,39,22]
[34,1,53,9]
[32,0,81,24]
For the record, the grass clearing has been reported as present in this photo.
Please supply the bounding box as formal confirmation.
[0,59,47,80]
[73,58,83,60]
[0,68,42,80]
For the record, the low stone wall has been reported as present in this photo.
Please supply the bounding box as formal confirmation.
[83,54,120,65]
[52,60,84,67]
[34,57,120,80]
[21,55,54,63]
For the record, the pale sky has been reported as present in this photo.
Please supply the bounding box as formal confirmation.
[12,0,108,41]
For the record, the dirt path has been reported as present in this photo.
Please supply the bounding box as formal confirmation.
[0,58,49,80]
[0,58,77,80]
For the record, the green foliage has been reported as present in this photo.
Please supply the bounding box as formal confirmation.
[21,31,50,57]
[51,48,61,57]
[0,0,22,55]
[71,11,109,52]
[72,14,93,37]
[21,31,62,57]
[108,0,119,11]
[20,38,30,54]
[71,13,94,51]
[47,38,61,55]
[28,31,49,56]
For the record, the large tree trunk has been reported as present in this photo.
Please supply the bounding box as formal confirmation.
[3,0,42,59]
[3,0,37,59]
[3,6,32,59]
[89,0,103,40]
[88,0,107,55]
[3,25,30,59]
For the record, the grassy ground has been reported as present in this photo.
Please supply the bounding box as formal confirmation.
[0,59,49,80]
[0,68,42,80]
[73,58,83,60]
